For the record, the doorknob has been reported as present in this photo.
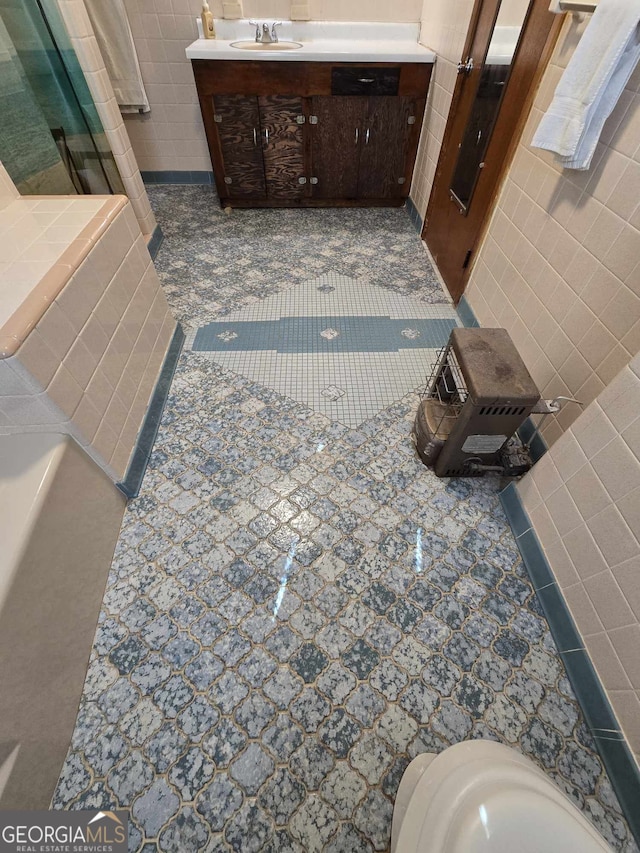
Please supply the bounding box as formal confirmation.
[457,57,474,74]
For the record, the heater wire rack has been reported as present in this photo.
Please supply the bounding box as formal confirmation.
[418,342,468,440]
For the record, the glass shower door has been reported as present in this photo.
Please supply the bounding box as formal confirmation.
[0,0,124,196]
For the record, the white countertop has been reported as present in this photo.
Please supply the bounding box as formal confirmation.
[186,20,436,63]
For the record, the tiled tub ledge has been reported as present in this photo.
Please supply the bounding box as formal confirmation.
[0,194,178,485]
[0,196,126,355]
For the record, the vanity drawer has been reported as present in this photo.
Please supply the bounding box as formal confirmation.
[331,66,400,95]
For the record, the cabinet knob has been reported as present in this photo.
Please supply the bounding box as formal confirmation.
[253,127,257,146]
[310,177,318,185]
[365,128,370,145]
[355,128,359,145]
[358,77,375,83]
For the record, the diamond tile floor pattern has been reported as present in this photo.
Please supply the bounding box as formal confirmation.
[54,187,637,852]
[188,273,459,426]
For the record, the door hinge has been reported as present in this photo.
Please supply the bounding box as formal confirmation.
[310,177,318,185]
[224,176,233,184]
[213,114,222,123]
[298,177,307,184]
[309,115,318,125]
[407,116,416,125]
[296,115,306,124]
[462,249,473,269]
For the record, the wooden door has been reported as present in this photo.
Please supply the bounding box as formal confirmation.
[422,0,560,303]
[310,96,366,199]
[212,95,265,198]
[258,95,307,200]
[358,97,414,199]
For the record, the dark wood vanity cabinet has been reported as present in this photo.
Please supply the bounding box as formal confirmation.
[311,96,416,200]
[192,60,432,207]
[212,94,307,200]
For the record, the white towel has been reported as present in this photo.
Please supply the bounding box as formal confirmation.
[531,0,640,170]
[84,0,150,114]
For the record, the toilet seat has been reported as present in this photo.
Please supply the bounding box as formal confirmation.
[392,740,612,852]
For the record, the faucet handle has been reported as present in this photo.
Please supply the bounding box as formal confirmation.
[271,21,282,42]
[249,20,260,41]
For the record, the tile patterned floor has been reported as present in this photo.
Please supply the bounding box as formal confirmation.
[53,187,637,852]
[188,272,458,426]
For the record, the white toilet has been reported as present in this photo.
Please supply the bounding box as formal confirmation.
[391,740,612,852]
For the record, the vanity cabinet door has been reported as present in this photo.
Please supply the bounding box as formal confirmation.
[258,95,307,200]
[358,97,416,199]
[310,96,366,199]
[212,95,266,198]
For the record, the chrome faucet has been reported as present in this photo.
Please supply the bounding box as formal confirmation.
[249,21,281,43]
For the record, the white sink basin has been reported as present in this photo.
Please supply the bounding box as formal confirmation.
[230,40,303,50]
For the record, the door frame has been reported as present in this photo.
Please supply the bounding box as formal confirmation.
[422,0,563,304]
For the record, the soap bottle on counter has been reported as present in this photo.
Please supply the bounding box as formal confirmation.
[201,1,216,39]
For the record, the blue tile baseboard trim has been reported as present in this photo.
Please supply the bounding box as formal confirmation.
[117,323,185,499]
[500,481,640,844]
[517,415,547,463]
[147,224,164,260]
[405,197,423,234]
[141,170,214,185]
[456,295,480,328]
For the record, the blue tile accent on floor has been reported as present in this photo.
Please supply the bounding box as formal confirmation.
[148,224,164,260]
[141,170,215,185]
[193,316,457,354]
[404,197,423,235]
[456,295,480,328]
[117,323,185,499]
[500,482,640,846]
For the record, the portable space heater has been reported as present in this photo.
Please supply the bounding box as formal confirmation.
[413,328,540,478]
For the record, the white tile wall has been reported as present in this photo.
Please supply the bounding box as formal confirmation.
[518,354,640,766]
[122,0,422,173]
[463,14,640,445]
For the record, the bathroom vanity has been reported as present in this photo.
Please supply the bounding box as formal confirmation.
[187,22,435,208]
